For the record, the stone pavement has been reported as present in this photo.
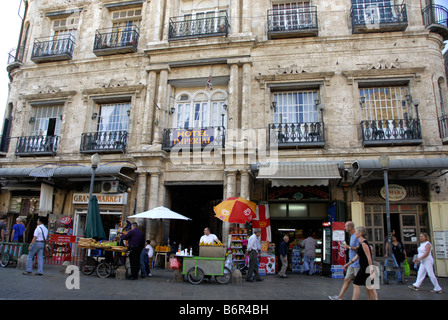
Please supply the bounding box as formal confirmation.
[0,263,446,301]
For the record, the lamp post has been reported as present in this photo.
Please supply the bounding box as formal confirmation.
[87,153,101,212]
[379,155,394,274]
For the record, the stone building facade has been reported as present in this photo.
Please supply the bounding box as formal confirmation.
[1,0,448,276]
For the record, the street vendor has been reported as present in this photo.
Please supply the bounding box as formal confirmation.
[200,227,221,245]
[121,222,144,280]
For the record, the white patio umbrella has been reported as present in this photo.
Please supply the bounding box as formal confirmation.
[127,206,191,220]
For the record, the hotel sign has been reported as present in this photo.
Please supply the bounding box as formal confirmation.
[73,193,128,205]
[171,128,214,147]
[380,184,407,201]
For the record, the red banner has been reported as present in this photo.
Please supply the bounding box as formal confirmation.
[50,235,77,243]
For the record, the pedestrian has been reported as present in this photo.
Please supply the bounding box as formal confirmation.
[23,217,48,276]
[384,234,406,284]
[408,233,442,293]
[140,240,153,278]
[11,217,26,243]
[0,215,8,242]
[329,221,360,300]
[278,235,289,278]
[121,222,145,280]
[344,226,378,300]
[301,231,318,275]
[246,229,263,282]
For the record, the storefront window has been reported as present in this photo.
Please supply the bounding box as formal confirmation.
[270,203,287,217]
[288,204,307,217]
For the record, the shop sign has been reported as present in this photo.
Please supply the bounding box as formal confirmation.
[403,228,417,242]
[171,128,214,147]
[50,234,77,243]
[380,184,406,201]
[268,185,329,200]
[434,231,448,259]
[72,193,128,205]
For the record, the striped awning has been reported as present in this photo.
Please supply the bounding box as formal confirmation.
[252,161,344,187]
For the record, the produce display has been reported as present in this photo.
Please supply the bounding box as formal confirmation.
[199,241,223,246]
[78,238,126,252]
[156,245,171,252]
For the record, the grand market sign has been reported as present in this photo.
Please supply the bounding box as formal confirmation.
[380,184,407,201]
[72,193,128,205]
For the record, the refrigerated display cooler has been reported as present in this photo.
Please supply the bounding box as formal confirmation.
[322,221,346,277]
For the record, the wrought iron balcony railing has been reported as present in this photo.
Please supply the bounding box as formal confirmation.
[169,13,230,40]
[267,6,318,39]
[7,46,27,71]
[422,4,448,41]
[31,34,75,63]
[351,4,408,33]
[269,122,325,148]
[162,127,225,151]
[15,135,60,156]
[80,131,128,154]
[93,25,139,56]
[438,114,448,143]
[361,118,422,146]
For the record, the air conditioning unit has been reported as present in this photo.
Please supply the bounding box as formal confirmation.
[101,181,119,193]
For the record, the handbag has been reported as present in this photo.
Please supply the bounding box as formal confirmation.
[404,259,410,277]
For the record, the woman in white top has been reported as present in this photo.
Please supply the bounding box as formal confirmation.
[409,233,442,293]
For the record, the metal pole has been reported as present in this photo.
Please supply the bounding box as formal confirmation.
[383,167,394,272]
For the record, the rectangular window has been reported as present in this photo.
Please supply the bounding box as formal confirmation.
[273,91,318,123]
[360,86,408,120]
[98,103,130,132]
[30,105,63,136]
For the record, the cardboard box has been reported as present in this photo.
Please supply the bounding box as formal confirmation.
[199,245,225,258]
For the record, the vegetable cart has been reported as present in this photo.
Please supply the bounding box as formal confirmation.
[0,242,30,267]
[182,256,232,285]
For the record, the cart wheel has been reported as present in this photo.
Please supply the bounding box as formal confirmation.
[0,252,10,268]
[187,267,204,285]
[96,262,112,278]
[215,267,232,284]
[80,261,97,275]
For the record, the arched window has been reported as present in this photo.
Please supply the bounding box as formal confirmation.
[174,90,227,129]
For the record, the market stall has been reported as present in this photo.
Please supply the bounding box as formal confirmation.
[78,238,129,278]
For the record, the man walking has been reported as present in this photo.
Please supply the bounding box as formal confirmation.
[23,217,48,276]
[302,231,318,275]
[329,221,360,300]
[246,229,263,282]
[121,222,144,280]
[278,235,289,278]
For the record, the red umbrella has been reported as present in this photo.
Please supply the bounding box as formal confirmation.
[214,197,257,223]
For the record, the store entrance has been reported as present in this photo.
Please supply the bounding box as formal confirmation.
[166,184,223,255]
[271,219,324,252]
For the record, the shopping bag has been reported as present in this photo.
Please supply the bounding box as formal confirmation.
[170,257,180,270]
[404,259,410,277]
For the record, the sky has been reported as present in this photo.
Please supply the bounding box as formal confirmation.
[0,0,448,127]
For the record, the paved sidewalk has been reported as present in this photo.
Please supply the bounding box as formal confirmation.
[0,264,446,301]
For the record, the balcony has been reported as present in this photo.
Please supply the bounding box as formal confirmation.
[422,4,448,41]
[162,127,225,151]
[93,26,139,56]
[267,6,318,39]
[268,122,325,148]
[351,4,408,34]
[15,135,60,156]
[438,114,448,144]
[361,118,422,146]
[31,35,75,63]
[80,131,128,154]
[7,46,26,72]
[168,13,230,40]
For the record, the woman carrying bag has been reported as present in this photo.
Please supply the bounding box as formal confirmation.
[408,233,442,294]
